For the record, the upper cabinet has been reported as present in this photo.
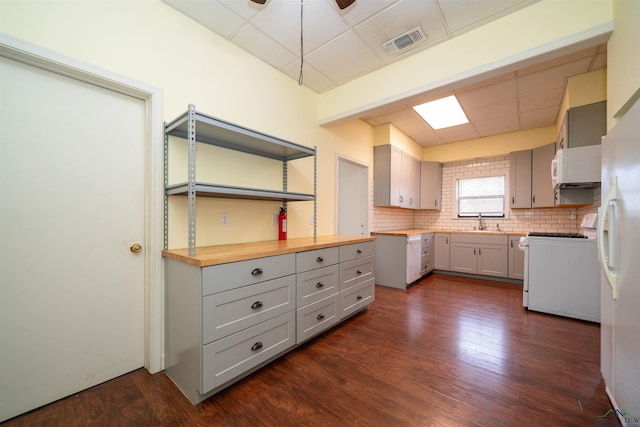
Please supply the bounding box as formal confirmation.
[420,161,442,210]
[374,145,420,209]
[557,101,606,150]
[509,142,555,209]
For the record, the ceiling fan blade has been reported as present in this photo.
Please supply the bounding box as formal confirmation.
[335,0,356,9]
[250,0,267,4]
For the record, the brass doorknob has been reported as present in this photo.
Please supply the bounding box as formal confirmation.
[130,243,142,253]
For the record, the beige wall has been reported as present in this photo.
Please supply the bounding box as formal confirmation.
[0,0,375,247]
[607,0,640,125]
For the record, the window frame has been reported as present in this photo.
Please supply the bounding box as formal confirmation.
[456,175,506,218]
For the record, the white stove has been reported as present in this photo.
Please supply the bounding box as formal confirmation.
[521,213,600,322]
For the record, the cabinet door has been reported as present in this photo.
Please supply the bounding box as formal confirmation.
[401,151,420,209]
[373,145,402,207]
[509,150,532,208]
[477,244,508,278]
[566,101,606,148]
[450,242,477,274]
[508,236,525,280]
[531,143,555,208]
[420,161,442,210]
[434,234,450,270]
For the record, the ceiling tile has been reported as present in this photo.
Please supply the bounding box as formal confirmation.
[434,123,479,143]
[305,31,383,84]
[219,0,262,20]
[519,87,563,112]
[231,24,298,69]
[282,60,336,92]
[353,0,449,62]
[337,0,398,26]
[465,98,518,121]
[251,0,349,54]
[520,106,558,129]
[163,0,245,38]
[457,78,517,109]
[474,115,519,136]
[517,58,592,95]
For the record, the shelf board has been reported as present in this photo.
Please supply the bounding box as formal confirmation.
[166,182,315,202]
[165,108,315,162]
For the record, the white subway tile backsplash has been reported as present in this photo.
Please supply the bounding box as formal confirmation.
[370,154,600,234]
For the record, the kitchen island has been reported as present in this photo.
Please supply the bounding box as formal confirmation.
[162,235,375,404]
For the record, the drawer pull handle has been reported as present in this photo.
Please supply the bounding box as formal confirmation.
[356,295,363,301]
[317,313,325,321]
[356,249,362,254]
[316,282,324,288]
[251,342,263,351]
[316,256,324,263]
[251,268,263,276]
[251,301,263,310]
[356,270,362,275]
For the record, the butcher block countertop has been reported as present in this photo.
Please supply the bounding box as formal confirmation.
[371,229,527,237]
[162,234,375,267]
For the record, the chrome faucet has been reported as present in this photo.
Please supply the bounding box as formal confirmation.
[478,213,487,230]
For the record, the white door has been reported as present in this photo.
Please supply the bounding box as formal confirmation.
[337,157,368,236]
[0,57,146,421]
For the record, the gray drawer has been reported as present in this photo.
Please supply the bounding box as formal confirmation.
[340,277,375,319]
[202,275,295,344]
[296,247,339,273]
[339,241,375,263]
[202,253,295,296]
[296,264,339,307]
[202,311,295,393]
[296,293,340,344]
[340,255,374,291]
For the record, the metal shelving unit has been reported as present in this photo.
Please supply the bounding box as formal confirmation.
[164,104,317,256]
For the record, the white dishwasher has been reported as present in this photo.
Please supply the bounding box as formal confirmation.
[406,235,422,284]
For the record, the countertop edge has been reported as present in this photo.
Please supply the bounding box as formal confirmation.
[370,229,527,237]
[162,235,375,267]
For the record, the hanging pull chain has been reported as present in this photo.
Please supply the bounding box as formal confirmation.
[298,0,304,86]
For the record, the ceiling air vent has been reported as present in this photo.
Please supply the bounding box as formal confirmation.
[382,26,427,55]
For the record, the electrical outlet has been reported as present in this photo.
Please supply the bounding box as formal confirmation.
[220,213,229,226]
[272,213,278,226]
[309,215,314,225]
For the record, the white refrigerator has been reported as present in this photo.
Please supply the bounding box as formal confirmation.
[599,96,640,422]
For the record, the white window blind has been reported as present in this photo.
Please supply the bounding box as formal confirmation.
[457,176,505,217]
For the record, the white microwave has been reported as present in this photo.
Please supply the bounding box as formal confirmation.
[551,145,601,188]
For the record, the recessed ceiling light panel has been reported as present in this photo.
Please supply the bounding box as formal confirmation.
[413,95,469,129]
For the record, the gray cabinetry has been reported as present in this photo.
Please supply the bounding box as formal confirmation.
[164,105,317,255]
[509,143,555,209]
[295,248,340,344]
[434,233,450,270]
[449,234,508,278]
[374,144,420,209]
[165,254,296,404]
[509,150,532,209]
[508,235,525,280]
[557,101,606,150]
[420,161,442,210]
[339,241,376,318]
[421,233,435,275]
[165,240,375,405]
[531,143,556,208]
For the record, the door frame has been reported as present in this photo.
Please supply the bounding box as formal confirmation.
[335,154,370,236]
[0,34,164,374]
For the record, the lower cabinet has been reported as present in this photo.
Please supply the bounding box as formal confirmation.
[165,240,375,404]
[508,235,525,280]
[449,234,508,278]
[434,233,450,270]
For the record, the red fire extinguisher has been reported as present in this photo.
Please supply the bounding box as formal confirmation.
[278,207,287,241]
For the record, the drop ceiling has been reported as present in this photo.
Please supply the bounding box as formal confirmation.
[162,0,607,146]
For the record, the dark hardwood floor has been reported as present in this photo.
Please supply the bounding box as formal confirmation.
[3,274,619,426]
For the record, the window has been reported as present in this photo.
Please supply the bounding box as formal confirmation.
[457,176,505,217]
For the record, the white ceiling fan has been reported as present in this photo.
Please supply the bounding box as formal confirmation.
[250,0,356,10]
